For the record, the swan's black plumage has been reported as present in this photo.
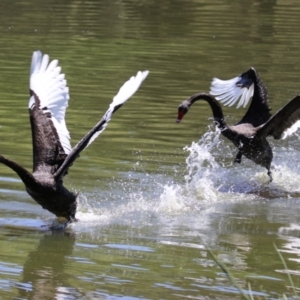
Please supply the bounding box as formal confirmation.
[177,68,300,181]
[232,68,271,127]
[0,51,149,226]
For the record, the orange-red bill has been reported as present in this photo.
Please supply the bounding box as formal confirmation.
[176,110,185,123]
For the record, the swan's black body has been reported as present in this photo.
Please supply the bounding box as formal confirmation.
[0,51,148,226]
[177,68,300,181]
[0,154,78,220]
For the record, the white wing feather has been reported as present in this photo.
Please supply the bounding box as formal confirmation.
[86,70,149,148]
[281,120,300,139]
[210,76,254,109]
[29,51,71,154]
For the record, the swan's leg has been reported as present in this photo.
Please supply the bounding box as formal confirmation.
[267,169,273,182]
[234,151,242,163]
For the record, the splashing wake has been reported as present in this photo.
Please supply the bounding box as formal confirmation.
[70,127,300,230]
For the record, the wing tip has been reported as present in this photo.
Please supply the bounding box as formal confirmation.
[140,70,150,80]
[111,69,149,107]
[131,70,150,85]
[30,50,42,75]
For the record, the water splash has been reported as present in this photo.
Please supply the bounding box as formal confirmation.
[157,125,300,212]
[69,126,300,231]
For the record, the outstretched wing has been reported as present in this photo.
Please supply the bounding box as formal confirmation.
[53,70,149,179]
[210,67,271,127]
[257,95,300,139]
[29,51,71,174]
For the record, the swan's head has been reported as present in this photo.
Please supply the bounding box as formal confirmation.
[176,100,190,123]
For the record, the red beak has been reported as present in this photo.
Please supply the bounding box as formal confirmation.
[176,111,184,123]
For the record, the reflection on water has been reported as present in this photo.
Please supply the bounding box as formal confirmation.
[18,232,76,299]
[0,0,300,298]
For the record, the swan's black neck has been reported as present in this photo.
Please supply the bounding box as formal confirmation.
[187,92,227,130]
[0,155,37,188]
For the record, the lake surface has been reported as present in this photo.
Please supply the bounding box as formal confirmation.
[0,0,300,299]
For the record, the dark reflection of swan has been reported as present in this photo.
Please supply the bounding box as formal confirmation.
[18,232,76,299]
[177,68,300,181]
[0,51,149,228]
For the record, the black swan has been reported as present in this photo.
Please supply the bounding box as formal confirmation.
[0,51,149,227]
[176,67,300,181]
